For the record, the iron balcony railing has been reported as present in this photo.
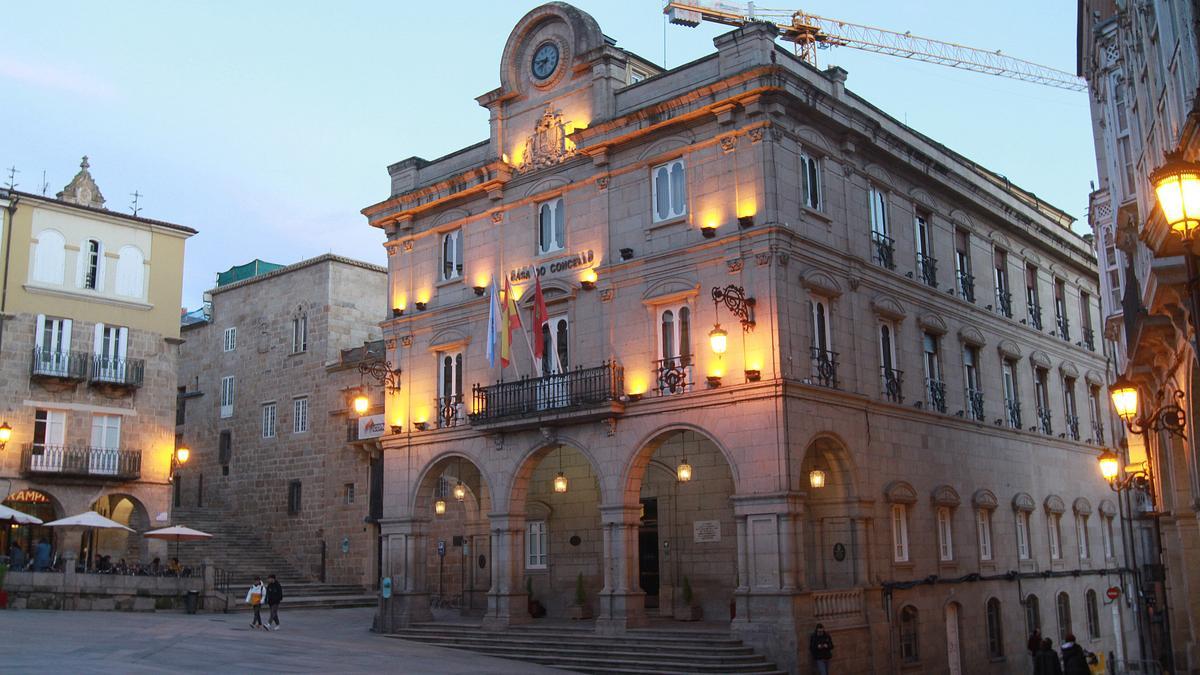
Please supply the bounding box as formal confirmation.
[90,355,145,388]
[1005,398,1022,429]
[1092,421,1105,445]
[926,378,947,413]
[469,361,623,423]
[654,356,693,396]
[881,367,904,403]
[995,289,1013,318]
[1027,300,1043,330]
[30,348,89,380]
[1056,314,1071,342]
[1082,327,1096,352]
[436,394,465,429]
[966,387,985,422]
[871,232,895,270]
[957,271,975,303]
[21,444,141,481]
[916,253,937,287]
[1036,406,1053,435]
[810,348,839,388]
[1065,415,1080,441]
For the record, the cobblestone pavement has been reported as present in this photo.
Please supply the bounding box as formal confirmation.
[1,607,567,674]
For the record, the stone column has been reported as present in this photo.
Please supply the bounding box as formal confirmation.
[595,504,647,633]
[850,516,870,586]
[375,518,432,632]
[483,512,529,629]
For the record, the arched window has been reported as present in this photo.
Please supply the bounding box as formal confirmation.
[32,229,66,284]
[115,245,145,298]
[899,606,919,663]
[1056,592,1072,641]
[79,238,103,290]
[1085,590,1100,640]
[986,597,1004,658]
[1025,594,1041,635]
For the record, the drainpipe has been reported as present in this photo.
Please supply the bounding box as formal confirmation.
[0,193,18,357]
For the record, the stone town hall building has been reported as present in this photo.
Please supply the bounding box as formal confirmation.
[362,4,1131,672]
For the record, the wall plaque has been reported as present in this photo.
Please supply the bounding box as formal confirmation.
[693,520,721,543]
[833,543,846,561]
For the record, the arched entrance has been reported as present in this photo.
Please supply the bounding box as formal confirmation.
[799,435,863,589]
[89,493,150,566]
[2,489,62,568]
[414,454,492,615]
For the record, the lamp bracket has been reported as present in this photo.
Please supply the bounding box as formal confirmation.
[1129,387,1186,438]
[712,285,756,331]
[358,360,402,393]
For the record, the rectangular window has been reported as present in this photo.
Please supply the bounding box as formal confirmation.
[869,187,893,270]
[83,239,101,290]
[292,315,308,353]
[440,228,464,281]
[262,403,277,439]
[1003,359,1020,429]
[437,351,465,426]
[218,430,232,466]
[799,152,821,211]
[879,322,900,401]
[29,409,66,472]
[651,159,687,223]
[914,209,935,286]
[1025,263,1042,329]
[1049,513,1062,559]
[176,386,187,427]
[1104,235,1123,309]
[891,504,909,562]
[963,345,983,421]
[809,298,836,388]
[923,332,944,412]
[343,483,356,505]
[223,327,236,352]
[1035,367,1052,434]
[34,314,72,376]
[1077,515,1090,560]
[537,197,566,254]
[657,305,693,395]
[629,66,647,84]
[526,520,548,569]
[954,229,974,302]
[994,248,1011,317]
[936,507,954,562]
[293,397,309,433]
[1054,278,1069,340]
[1063,377,1079,440]
[220,376,235,419]
[1102,516,1115,559]
[1016,511,1031,560]
[1080,291,1094,349]
[287,480,302,515]
[93,323,128,383]
[977,509,993,561]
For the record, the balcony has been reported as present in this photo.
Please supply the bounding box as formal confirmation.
[926,378,947,413]
[1026,301,1043,330]
[20,444,141,481]
[1092,421,1105,445]
[871,232,895,271]
[1035,406,1053,435]
[654,356,694,396]
[995,290,1013,318]
[1005,399,1022,429]
[809,348,839,388]
[957,271,975,303]
[881,367,904,403]
[812,588,865,624]
[30,348,88,381]
[1065,415,1080,441]
[469,361,624,430]
[916,254,937,287]
[89,356,145,389]
[1056,314,1071,342]
[966,388,985,422]
[436,394,466,429]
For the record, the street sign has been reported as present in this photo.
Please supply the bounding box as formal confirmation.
[437,540,446,557]
[1106,586,1121,600]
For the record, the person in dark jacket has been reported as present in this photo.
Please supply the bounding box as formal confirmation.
[265,574,284,631]
[809,623,834,675]
[1034,638,1063,675]
[1027,629,1042,658]
[1060,634,1090,675]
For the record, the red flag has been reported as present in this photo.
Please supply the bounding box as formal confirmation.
[532,274,549,360]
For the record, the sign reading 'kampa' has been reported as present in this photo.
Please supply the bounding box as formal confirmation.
[357,414,386,439]
[509,249,595,283]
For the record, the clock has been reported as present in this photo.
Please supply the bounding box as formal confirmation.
[531,41,559,81]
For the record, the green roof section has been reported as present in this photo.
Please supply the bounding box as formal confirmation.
[216,259,284,287]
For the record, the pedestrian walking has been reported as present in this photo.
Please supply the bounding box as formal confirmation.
[1060,633,1091,675]
[266,574,284,630]
[246,577,267,631]
[809,623,834,675]
[1034,638,1063,675]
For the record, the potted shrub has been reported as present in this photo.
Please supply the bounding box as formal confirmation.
[526,577,546,618]
[676,575,703,621]
[0,562,8,609]
[568,572,592,620]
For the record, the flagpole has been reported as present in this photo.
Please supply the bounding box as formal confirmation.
[519,301,541,377]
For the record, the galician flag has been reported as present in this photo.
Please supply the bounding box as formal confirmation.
[486,274,499,368]
[500,277,522,368]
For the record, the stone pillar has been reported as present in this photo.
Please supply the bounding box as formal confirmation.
[851,516,870,586]
[62,552,78,611]
[595,504,647,633]
[483,512,529,629]
[375,518,432,633]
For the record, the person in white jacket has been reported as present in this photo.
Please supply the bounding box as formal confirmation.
[246,577,267,631]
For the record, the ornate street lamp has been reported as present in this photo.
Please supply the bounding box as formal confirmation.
[809,469,827,489]
[676,450,693,483]
[453,457,466,501]
[1150,152,1200,240]
[1097,448,1120,482]
[0,421,12,449]
[352,391,370,416]
[553,446,568,494]
[175,446,191,465]
[434,498,447,516]
[708,324,728,355]
[1107,377,1186,438]
[709,285,754,357]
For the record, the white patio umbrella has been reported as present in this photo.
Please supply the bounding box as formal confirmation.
[143,525,212,564]
[43,511,135,569]
[0,503,43,525]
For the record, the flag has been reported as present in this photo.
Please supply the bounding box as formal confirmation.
[486,275,499,368]
[500,277,522,368]
[532,274,549,361]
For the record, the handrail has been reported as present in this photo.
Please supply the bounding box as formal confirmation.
[20,444,142,480]
[470,361,623,423]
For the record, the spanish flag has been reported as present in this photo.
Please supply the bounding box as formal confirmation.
[500,278,522,368]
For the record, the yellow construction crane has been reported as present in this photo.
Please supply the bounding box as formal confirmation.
[664,1,1086,92]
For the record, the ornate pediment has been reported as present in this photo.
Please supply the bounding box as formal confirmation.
[972,489,998,510]
[884,480,917,504]
[57,156,106,209]
[517,107,577,173]
[931,485,961,507]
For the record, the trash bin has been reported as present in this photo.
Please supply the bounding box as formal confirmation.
[185,590,199,614]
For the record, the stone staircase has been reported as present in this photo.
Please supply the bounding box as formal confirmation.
[170,508,375,611]
[386,623,786,674]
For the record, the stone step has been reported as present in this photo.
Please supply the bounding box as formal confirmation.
[225,595,377,611]
[401,624,745,647]
[394,635,760,660]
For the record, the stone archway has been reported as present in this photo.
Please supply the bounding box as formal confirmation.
[798,434,864,590]
[91,492,151,565]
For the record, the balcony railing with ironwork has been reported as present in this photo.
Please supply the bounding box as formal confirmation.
[916,253,937,287]
[1035,406,1053,435]
[1092,421,1105,445]
[957,271,975,303]
[995,289,1013,318]
[1065,415,1080,441]
[810,348,839,388]
[1056,314,1071,342]
[966,388,985,422]
[654,356,693,396]
[926,378,947,413]
[90,356,145,388]
[1005,398,1022,429]
[1082,327,1096,352]
[1026,301,1043,330]
[871,232,895,271]
[20,444,141,481]
[881,367,904,403]
[436,394,465,429]
[469,361,624,425]
[30,348,89,380]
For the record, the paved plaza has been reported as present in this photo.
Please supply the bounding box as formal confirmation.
[1,607,565,674]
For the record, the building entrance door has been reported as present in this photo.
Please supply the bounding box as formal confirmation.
[638,498,659,609]
[821,517,854,588]
[946,603,962,675]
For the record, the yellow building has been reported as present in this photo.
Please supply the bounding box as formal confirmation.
[0,157,195,566]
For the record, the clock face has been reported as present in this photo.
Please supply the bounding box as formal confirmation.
[531,41,559,81]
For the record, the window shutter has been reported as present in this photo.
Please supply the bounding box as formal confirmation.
[62,319,72,355]
[75,244,86,288]
[117,326,128,361]
[455,231,464,276]
[93,323,104,354]
[34,314,46,350]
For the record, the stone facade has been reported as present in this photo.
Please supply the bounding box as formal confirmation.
[364,5,1133,673]
[174,254,387,587]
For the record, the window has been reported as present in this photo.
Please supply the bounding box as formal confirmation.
[1085,590,1101,639]
[657,305,693,395]
[114,246,145,298]
[262,403,277,439]
[34,314,73,376]
[986,598,1004,658]
[977,509,993,561]
[440,229,463,280]
[1079,290,1093,348]
[1003,360,1020,429]
[899,606,919,663]
[1048,513,1062,559]
[1063,377,1079,440]
[1103,232,1123,309]
[869,187,893,269]
[1076,515,1090,560]
[218,430,232,466]
[1025,264,1042,329]
[540,315,570,376]
[891,504,909,562]
[176,386,187,426]
[936,506,954,561]
[879,322,900,401]
[963,345,983,421]
[343,483,356,505]
[292,315,308,353]
[82,239,102,290]
[293,397,309,433]
[994,248,1011,317]
[628,66,648,84]
[437,351,464,426]
[1089,385,1104,444]
[1102,515,1115,559]
[1016,510,1031,560]
[220,376,235,418]
[799,151,821,210]
[1054,278,1069,340]
[223,327,236,352]
[652,159,686,222]
[526,520,547,569]
[810,298,836,387]
[93,323,128,382]
[287,480,302,515]
[1034,367,1052,434]
[811,299,831,354]
[922,332,944,412]
[32,229,66,284]
[32,408,66,450]
[536,197,566,254]
[1056,592,1072,641]
[954,229,974,302]
[914,209,935,286]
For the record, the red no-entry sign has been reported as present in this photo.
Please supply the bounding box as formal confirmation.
[1107,586,1121,600]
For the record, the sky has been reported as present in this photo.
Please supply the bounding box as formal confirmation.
[0,1,1095,309]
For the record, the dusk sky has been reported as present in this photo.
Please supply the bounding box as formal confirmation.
[1,1,1092,308]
